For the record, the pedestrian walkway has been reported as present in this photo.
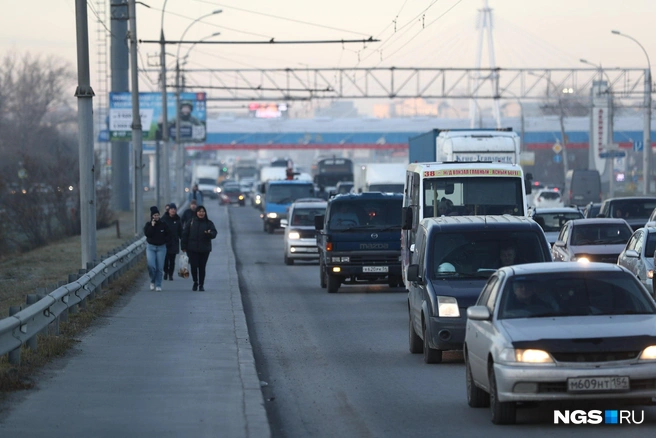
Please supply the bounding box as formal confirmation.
[0,204,270,438]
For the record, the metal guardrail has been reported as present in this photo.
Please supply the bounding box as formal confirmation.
[0,236,147,362]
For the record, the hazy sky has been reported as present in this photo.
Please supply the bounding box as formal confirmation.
[1,0,655,112]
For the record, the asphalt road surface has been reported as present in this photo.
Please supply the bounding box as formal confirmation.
[230,206,656,438]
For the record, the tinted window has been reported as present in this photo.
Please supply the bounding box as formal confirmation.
[610,200,656,220]
[291,207,325,226]
[538,191,560,200]
[534,212,583,232]
[423,177,524,217]
[369,183,404,193]
[571,223,632,245]
[430,231,548,279]
[197,177,216,185]
[646,233,656,258]
[267,184,315,203]
[328,199,402,230]
[585,204,600,218]
[498,272,656,319]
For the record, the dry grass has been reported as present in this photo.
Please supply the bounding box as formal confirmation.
[0,209,144,319]
[0,256,146,394]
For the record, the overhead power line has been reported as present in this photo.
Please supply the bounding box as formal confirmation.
[150,7,273,39]
[187,0,372,37]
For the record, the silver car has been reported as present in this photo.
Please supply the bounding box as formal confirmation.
[551,218,632,263]
[618,227,656,296]
[281,201,326,265]
[464,262,656,425]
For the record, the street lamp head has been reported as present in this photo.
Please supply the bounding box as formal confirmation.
[611,30,621,35]
[211,31,222,37]
[580,58,588,64]
[212,9,223,14]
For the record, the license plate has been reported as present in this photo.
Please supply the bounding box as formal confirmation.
[363,266,389,273]
[567,376,630,393]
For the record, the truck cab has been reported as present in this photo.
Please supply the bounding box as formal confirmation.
[315,192,403,293]
[260,180,316,233]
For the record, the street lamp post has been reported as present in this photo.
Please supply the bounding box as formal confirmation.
[500,88,525,153]
[172,10,222,202]
[612,30,652,194]
[581,59,615,197]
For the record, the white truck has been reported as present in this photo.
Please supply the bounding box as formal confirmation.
[353,163,407,194]
[192,164,220,199]
[409,128,521,164]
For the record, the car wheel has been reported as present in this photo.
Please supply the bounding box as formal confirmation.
[327,274,340,293]
[466,352,489,408]
[284,253,294,265]
[423,323,442,364]
[320,261,327,288]
[489,364,516,424]
[408,311,423,354]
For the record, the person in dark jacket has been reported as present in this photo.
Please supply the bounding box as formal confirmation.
[161,202,183,280]
[181,205,217,291]
[181,199,198,226]
[144,206,171,291]
[188,184,204,205]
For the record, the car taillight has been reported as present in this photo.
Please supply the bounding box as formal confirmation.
[326,242,333,251]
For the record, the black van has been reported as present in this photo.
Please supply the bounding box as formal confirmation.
[564,169,601,206]
[406,215,552,363]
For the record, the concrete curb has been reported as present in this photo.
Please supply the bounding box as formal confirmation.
[223,206,271,438]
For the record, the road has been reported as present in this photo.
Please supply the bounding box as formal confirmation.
[230,206,656,438]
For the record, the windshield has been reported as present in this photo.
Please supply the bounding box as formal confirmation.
[534,212,583,232]
[328,199,402,230]
[268,184,315,204]
[431,231,548,279]
[223,185,241,194]
[337,183,354,194]
[291,207,325,226]
[197,177,216,185]
[369,183,404,193]
[610,200,656,220]
[571,223,632,245]
[423,176,524,217]
[498,272,656,319]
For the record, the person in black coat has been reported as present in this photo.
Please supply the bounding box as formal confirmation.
[161,202,183,280]
[181,205,217,291]
[181,199,198,226]
[143,206,171,291]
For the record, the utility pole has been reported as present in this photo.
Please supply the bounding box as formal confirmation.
[74,0,97,268]
[160,29,171,204]
[128,0,144,234]
[175,61,184,202]
[110,0,130,211]
[557,95,570,179]
[645,68,652,194]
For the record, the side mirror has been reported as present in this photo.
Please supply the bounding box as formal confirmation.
[625,249,640,258]
[406,264,421,283]
[554,240,566,248]
[410,243,416,253]
[467,305,491,321]
[525,182,532,195]
[280,219,288,228]
[259,183,266,194]
[314,215,324,231]
[401,207,413,230]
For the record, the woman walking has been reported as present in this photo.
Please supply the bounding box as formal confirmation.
[181,205,217,291]
[144,206,171,291]
[161,202,183,280]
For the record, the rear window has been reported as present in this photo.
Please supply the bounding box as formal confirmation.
[610,200,656,220]
[534,212,583,232]
[430,230,548,279]
[498,272,656,319]
[538,191,560,200]
[291,207,325,226]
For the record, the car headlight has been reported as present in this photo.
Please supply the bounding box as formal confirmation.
[639,345,656,360]
[648,270,653,279]
[239,195,244,200]
[437,296,460,317]
[571,255,589,263]
[267,212,278,219]
[499,348,554,364]
[214,187,220,193]
[288,231,300,240]
[255,198,261,204]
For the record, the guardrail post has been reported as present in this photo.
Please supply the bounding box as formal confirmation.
[8,306,21,365]
[68,274,79,314]
[25,294,39,351]
[78,269,88,308]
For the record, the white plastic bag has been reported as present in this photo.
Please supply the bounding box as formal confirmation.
[178,253,190,278]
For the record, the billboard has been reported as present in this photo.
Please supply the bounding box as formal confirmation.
[248,103,288,119]
[109,92,206,142]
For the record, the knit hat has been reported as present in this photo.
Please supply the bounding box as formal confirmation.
[169,203,177,210]
[150,206,159,217]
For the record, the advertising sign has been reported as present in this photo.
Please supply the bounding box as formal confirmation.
[109,92,206,142]
[248,103,288,119]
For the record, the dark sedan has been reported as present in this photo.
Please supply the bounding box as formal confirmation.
[219,184,246,206]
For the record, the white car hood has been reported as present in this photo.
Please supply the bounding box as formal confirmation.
[500,315,656,343]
